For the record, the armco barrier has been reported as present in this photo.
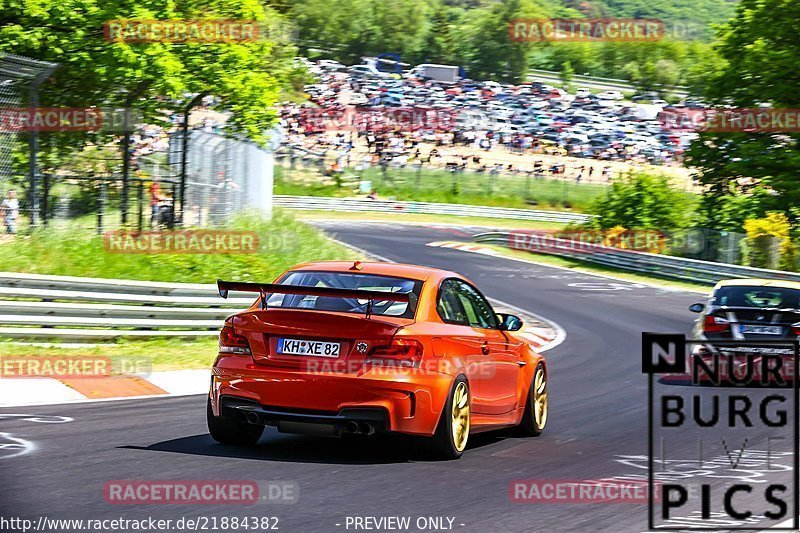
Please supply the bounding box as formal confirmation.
[0,273,253,341]
[474,231,800,285]
[0,272,559,347]
[274,195,593,224]
[527,68,689,98]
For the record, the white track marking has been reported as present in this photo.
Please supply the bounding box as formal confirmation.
[0,414,73,423]
[0,432,35,459]
[423,237,707,294]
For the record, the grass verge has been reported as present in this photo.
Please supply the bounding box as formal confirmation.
[0,209,362,369]
[0,338,219,373]
[0,208,360,282]
[275,165,607,212]
[295,209,570,230]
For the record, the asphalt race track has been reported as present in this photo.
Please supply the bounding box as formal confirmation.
[0,222,793,532]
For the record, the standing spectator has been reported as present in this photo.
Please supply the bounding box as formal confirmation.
[1,189,19,234]
[149,181,164,227]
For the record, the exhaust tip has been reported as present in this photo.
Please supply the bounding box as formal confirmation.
[245,411,261,425]
[358,422,375,436]
[344,421,359,434]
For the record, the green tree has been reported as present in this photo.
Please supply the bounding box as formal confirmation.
[453,0,548,82]
[559,60,574,92]
[292,0,430,64]
[687,0,800,225]
[0,0,294,172]
[419,5,457,64]
[621,60,641,84]
[652,59,680,90]
[589,173,693,230]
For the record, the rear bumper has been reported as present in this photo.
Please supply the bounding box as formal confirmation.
[210,356,454,436]
[219,395,389,437]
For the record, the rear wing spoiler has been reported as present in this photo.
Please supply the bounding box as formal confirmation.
[217,280,411,318]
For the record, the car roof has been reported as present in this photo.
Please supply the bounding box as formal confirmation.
[715,278,800,290]
[288,261,458,282]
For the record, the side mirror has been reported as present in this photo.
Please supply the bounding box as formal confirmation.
[689,303,705,313]
[498,313,524,331]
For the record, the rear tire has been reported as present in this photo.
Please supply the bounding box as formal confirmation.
[517,363,547,436]
[428,376,470,460]
[206,398,264,446]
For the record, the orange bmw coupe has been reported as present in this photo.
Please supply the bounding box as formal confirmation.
[207,261,548,459]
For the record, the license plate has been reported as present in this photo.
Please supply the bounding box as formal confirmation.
[276,338,341,358]
[740,325,783,335]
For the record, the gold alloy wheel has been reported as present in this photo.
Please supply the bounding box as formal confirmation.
[533,367,548,429]
[451,381,470,452]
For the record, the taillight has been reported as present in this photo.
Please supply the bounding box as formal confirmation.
[219,325,252,355]
[366,338,423,368]
[703,315,730,333]
[792,323,800,336]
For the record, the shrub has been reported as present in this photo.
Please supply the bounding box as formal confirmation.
[743,212,797,271]
[589,173,693,230]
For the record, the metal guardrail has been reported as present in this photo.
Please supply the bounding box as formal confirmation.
[0,273,254,340]
[0,272,217,296]
[0,271,560,344]
[0,301,232,319]
[0,287,252,306]
[527,68,690,98]
[474,231,800,286]
[274,195,593,224]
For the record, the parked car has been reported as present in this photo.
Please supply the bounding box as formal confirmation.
[597,91,625,101]
[349,65,388,79]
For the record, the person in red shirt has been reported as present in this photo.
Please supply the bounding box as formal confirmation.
[149,181,164,227]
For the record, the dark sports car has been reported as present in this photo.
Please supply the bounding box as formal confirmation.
[689,278,799,383]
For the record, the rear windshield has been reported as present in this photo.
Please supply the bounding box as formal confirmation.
[712,286,800,309]
[267,271,422,318]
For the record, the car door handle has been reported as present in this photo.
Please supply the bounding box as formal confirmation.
[517,361,527,366]
[481,342,490,355]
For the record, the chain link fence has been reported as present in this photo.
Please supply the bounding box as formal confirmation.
[164,129,274,227]
[0,54,58,234]
[274,144,615,212]
[0,52,275,236]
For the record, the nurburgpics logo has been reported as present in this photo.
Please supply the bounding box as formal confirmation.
[641,333,798,530]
